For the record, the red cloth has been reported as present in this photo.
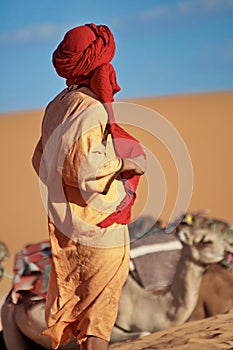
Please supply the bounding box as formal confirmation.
[53,23,146,227]
[53,23,120,101]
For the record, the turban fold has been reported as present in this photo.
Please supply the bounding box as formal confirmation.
[53,23,120,103]
[53,24,146,227]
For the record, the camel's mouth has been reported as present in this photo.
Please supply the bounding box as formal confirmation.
[201,251,226,265]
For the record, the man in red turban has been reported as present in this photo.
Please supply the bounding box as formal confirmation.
[32,23,146,350]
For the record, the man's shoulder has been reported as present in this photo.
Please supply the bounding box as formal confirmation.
[42,87,107,135]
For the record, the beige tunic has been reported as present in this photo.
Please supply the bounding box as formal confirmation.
[32,86,130,347]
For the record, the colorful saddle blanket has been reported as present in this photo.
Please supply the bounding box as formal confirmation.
[11,240,51,303]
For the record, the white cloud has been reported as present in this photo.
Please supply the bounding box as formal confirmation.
[0,23,69,46]
[139,5,171,22]
[139,0,233,23]
[1,0,232,46]
[201,0,233,11]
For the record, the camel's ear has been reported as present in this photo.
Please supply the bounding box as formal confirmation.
[177,229,193,245]
[223,227,233,253]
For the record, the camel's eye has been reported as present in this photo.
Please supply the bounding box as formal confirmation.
[200,236,212,244]
[202,240,212,245]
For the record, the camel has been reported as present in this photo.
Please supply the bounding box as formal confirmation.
[0,241,10,281]
[2,224,233,348]
[174,215,233,320]
[0,241,9,263]
[110,226,233,342]
[0,242,10,350]
[189,263,233,321]
[181,216,233,321]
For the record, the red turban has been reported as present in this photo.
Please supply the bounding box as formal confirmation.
[53,23,120,103]
[53,24,146,228]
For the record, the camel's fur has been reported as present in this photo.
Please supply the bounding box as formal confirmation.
[110,227,233,342]
[179,216,233,321]
[0,242,9,264]
[189,263,233,321]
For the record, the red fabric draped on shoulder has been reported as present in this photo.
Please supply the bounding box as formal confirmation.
[52,23,146,227]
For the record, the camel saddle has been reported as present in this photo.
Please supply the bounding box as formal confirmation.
[130,233,182,291]
[10,240,51,304]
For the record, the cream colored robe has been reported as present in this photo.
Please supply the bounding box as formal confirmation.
[32,86,130,347]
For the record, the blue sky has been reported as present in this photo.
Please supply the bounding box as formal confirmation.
[0,0,233,113]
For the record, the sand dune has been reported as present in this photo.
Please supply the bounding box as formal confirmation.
[0,90,233,298]
[110,309,233,350]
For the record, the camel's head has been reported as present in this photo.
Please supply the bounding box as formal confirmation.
[177,228,228,265]
[0,241,10,263]
[222,227,233,254]
[180,213,229,234]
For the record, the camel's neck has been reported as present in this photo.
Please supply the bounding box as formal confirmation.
[117,245,209,334]
[167,245,206,324]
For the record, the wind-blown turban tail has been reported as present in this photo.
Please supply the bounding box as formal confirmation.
[53,23,146,227]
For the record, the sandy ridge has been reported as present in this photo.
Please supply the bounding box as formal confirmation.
[110,309,233,350]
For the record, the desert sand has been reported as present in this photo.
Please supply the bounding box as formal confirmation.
[0,91,233,348]
[110,309,233,350]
